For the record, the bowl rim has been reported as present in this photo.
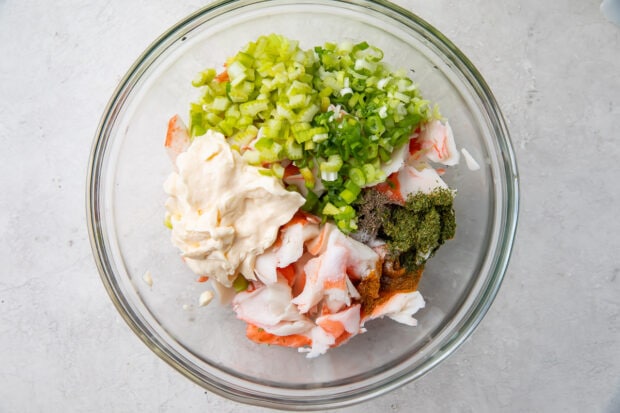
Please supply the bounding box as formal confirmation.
[86,0,519,409]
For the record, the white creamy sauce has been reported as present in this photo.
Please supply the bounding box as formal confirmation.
[164,130,305,287]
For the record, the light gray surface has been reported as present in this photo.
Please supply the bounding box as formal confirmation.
[1,0,619,411]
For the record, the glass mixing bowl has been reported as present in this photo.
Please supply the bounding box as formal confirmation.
[87,0,518,409]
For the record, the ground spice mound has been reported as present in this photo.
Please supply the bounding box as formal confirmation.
[379,188,456,271]
[353,187,456,314]
[357,262,425,316]
[352,189,399,244]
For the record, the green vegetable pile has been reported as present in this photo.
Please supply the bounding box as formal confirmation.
[189,34,438,232]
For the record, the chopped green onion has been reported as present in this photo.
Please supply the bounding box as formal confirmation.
[187,35,438,233]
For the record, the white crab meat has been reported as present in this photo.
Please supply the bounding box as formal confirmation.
[418,120,460,166]
[293,224,378,314]
[232,280,313,335]
[363,291,426,326]
[397,163,449,198]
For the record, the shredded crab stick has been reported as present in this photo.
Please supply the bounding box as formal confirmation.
[233,279,314,336]
[397,164,449,198]
[418,120,460,166]
[235,276,364,357]
[299,304,362,357]
[293,242,350,314]
[293,223,378,313]
[374,120,456,203]
[254,213,320,285]
[246,324,312,348]
[362,291,426,327]
[316,304,361,341]
[164,114,190,164]
[233,219,380,357]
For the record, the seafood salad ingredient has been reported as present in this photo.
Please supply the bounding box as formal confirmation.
[164,35,462,357]
[164,128,305,287]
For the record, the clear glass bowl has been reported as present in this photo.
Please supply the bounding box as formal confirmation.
[87,0,518,409]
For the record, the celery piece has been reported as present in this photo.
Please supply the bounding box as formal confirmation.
[271,163,285,179]
[240,99,269,117]
[276,102,295,120]
[339,188,357,204]
[227,60,247,87]
[319,87,333,98]
[211,96,230,112]
[217,118,235,137]
[322,202,340,215]
[192,68,216,87]
[297,104,320,123]
[235,51,255,68]
[285,138,303,160]
[320,154,343,172]
[231,125,258,147]
[242,149,261,165]
[225,103,240,120]
[254,138,282,162]
[299,167,315,188]
[288,94,307,109]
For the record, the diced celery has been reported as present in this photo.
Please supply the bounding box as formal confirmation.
[225,104,240,120]
[254,138,282,162]
[206,112,223,125]
[312,133,328,143]
[299,167,315,188]
[235,51,254,68]
[231,125,258,147]
[271,163,285,179]
[322,202,340,215]
[288,94,307,109]
[192,68,216,87]
[211,96,230,112]
[217,118,235,137]
[319,87,333,98]
[285,138,303,160]
[240,99,269,117]
[339,188,356,204]
[227,60,247,86]
[320,154,343,172]
[242,150,261,165]
[297,104,320,122]
[272,103,291,121]
[261,119,285,139]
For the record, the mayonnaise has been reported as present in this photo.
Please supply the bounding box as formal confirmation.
[164,130,305,287]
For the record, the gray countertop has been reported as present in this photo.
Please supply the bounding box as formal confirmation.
[1,0,619,411]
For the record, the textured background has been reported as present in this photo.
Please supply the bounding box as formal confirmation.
[1,0,619,411]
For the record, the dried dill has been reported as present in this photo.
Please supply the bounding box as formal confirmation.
[355,187,456,272]
[382,188,456,271]
[352,187,456,314]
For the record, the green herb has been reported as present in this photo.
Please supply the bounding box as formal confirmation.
[188,34,440,232]
[382,188,456,270]
[355,188,456,271]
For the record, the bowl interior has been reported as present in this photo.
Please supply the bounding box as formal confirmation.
[90,0,516,407]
